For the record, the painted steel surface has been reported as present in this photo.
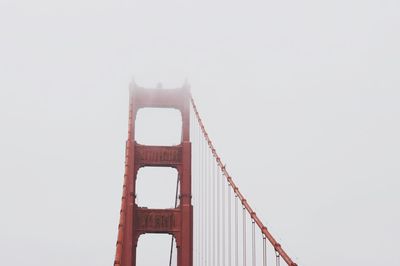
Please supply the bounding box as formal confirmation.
[114,82,193,266]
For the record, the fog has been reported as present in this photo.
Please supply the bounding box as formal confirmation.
[0,0,399,265]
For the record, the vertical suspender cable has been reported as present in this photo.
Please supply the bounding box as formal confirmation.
[206,139,210,266]
[221,168,226,266]
[209,143,212,266]
[204,137,207,265]
[228,182,232,266]
[212,150,216,266]
[199,132,203,265]
[276,252,281,266]
[208,143,212,265]
[190,108,195,266]
[243,204,247,266]
[201,132,205,265]
[205,143,208,265]
[194,112,196,266]
[191,109,195,266]
[216,155,220,265]
[198,124,201,265]
[206,139,210,265]
[196,116,200,266]
[211,157,214,265]
[207,143,214,265]
[203,136,207,265]
[263,235,267,266]
[197,121,200,265]
[252,220,256,266]
[235,195,238,266]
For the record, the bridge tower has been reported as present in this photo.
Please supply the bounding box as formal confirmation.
[114,83,193,266]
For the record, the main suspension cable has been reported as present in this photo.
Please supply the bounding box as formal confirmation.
[190,96,298,266]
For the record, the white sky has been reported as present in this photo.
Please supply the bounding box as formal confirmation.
[0,0,399,265]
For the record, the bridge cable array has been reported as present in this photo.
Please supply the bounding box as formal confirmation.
[190,96,298,266]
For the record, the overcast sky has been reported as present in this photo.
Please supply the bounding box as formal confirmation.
[1,0,399,265]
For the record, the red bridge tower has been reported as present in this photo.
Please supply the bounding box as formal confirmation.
[114,83,193,266]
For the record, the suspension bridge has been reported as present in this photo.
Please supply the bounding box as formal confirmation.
[113,82,298,266]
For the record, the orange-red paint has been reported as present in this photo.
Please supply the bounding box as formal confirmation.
[114,83,192,266]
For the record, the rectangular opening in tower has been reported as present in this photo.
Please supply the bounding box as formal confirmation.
[136,234,177,266]
[135,108,182,146]
[136,167,180,209]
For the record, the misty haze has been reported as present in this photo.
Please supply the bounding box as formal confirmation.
[1,1,399,266]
